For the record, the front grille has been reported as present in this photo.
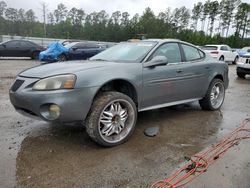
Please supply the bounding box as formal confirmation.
[11,79,24,92]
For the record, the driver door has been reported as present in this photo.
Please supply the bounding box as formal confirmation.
[142,42,185,108]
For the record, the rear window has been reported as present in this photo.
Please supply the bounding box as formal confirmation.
[203,46,218,50]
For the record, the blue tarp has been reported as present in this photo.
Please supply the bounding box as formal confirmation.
[39,42,69,62]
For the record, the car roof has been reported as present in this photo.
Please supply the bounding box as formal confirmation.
[205,44,228,47]
[3,39,37,44]
[143,38,181,43]
[142,38,202,49]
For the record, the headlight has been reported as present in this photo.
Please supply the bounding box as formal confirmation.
[33,74,76,90]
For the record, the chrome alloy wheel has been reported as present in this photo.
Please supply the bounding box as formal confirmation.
[98,99,135,143]
[210,82,225,109]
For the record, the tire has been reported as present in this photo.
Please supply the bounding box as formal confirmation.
[237,72,246,78]
[219,56,224,61]
[199,79,225,111]
[58,54,67,62]
[85,91,137,147]
[233,56,238,65]
[31,51,39,60]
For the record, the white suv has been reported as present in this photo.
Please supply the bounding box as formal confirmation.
[203,45,239,64]
[237,53,250,78]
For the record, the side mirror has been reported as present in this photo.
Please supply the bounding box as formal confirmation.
[72,47,78,51]
[1,44,6,48]
[144,56,168,68]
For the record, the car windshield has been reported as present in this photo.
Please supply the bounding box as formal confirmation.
[90,41,157,62]
[64,42,78,49]
[203,46,218,50]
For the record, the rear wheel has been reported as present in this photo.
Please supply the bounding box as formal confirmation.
[85,92,137,147]
[199,79,225,111]
[58,54,67,62]
[219,56,224,61]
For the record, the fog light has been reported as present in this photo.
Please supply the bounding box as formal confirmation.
[40,104,60,120]
[49,104,60,119]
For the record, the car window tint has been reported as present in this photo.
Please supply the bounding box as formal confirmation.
[5,41,19,47]
[221,46,228,51]
[20,41,33,47]
[182,44,202,61]
[226,46,231,51]
[74,43,86,49]
[150,43,181,63]
[86,43,100,48]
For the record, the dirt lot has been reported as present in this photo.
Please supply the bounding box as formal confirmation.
[0,59,250,188]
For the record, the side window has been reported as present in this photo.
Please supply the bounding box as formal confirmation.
[226,45,231,51]
[20,41,33,47]
[86,43,100,48]
[182,44,202,61]
[5,41,19,48]
[149,43,181,63]
[221,46,228,51]
[74,43,86,49]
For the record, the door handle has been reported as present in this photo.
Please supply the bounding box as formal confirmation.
[176,70,182,73]
[205,66,210,70]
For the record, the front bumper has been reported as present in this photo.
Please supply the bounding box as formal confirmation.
[9,76,97,123]
[237,59,250,75]
[237,67,250,75]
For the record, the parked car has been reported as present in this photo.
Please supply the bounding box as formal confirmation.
[0,40,45,59]
[9,39,229,147]
[59,40,81,46]
[202,45,239,64]
[236,52,250,78]
[238,46,250,57]
[39,42,105,62]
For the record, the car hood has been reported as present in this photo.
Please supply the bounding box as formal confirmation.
[19,61,111,78]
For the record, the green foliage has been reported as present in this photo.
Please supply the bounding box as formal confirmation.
[0,0,249,48]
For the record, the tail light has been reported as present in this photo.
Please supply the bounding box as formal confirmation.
[210,51,219,54]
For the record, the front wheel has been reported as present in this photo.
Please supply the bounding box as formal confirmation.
[199,79,225,111]
[85,92,137,147]
[219,56,224,61]
[31,51,39,60]
[58,54,67,62]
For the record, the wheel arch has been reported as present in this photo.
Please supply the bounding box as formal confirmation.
[92,79,139,108]
[213,74,224,81]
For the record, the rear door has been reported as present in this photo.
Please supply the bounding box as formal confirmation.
[178,44,211,99]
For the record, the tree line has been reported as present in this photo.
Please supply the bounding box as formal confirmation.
[0,0,249,47]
